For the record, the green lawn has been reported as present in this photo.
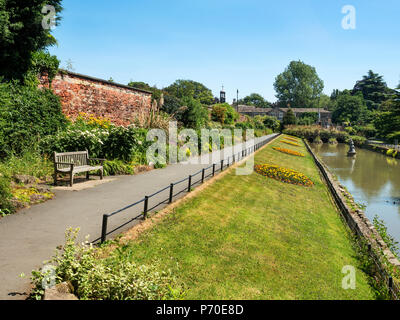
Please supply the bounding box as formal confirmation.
[114,135,376,300]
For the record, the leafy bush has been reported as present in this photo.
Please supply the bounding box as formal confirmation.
[103,160,135,176]
[263,116,281,132]
[350,135,367,147]
[211,103,239,125]
[31,229,184,300]
[0,82,67,157]
[0,176,13,214]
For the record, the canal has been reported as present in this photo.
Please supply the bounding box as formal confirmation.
[312,143,400,245]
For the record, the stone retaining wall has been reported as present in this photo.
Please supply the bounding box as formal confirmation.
[304,140,400,297]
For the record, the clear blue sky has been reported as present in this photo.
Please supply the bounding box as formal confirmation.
[49,0,400,102]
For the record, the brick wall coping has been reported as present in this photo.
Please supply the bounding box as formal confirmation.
[58,70,153,95]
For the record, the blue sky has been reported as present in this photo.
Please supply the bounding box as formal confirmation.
[49,0,400,102]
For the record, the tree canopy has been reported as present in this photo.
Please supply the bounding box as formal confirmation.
[0,0,63,80]
[240,93,271,108]
[274,60,324,108]
[164,80,214,105]
[332,92,368,125]
[352,70,390,110]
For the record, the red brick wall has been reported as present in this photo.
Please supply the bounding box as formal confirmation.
[39,71,152,126]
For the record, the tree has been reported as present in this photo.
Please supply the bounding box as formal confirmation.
[352,70,390,110]
[177,97,209,129]
[274,60,324,108]
[332,92,368,125]
[374,84,400,141]
[211,103,239,125]
[164,80,214,105]
[128,81,162,101]
[240,93,271,108]
[0,0,63,80]
[282,109,296,126]
[263,116,280,132]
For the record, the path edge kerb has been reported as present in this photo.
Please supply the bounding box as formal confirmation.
[118,134,281,243]
[304,140,400,293]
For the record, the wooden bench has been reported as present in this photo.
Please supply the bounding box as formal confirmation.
[53,151,105,187]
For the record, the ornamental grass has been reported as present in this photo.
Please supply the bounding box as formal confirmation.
[281,140,301,147]
[254,164,314,187]
[273,147,305,157]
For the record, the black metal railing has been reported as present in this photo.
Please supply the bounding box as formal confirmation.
[99,135,278,244]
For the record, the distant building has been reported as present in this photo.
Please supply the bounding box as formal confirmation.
[236,105,332,127]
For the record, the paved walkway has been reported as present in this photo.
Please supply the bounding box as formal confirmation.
[0,134,278,300]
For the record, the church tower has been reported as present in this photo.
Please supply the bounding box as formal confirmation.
[220,86,226,103]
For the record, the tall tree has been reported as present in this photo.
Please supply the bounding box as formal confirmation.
[282,109,296,126]
[352,70,390,110]
[0,0,63,80]
[274,60,324,108]
[332,92,368,125]
[164,80,214,105]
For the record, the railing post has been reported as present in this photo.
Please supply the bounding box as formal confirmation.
[221,160,224,172]
[144,196,149,219]
[169,183,174,203]
[101,214,108,244]
[227,157,230,168]
[389,276,393,289]
[233,155,235,163]
[188,175,192,192]
[212,164,216,176]
[201,169,205,183]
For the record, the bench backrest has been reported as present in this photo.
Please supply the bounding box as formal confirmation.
[54,151,89,170]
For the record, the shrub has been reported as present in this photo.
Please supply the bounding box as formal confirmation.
[0,82,67,157]
[263,116,281,132]
[0,176,13,214]
[31,229,184,300]
[350,135,367,147]
[211,103,239,125]
[103,160,135,176]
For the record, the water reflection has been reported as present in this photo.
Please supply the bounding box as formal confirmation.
[312,143,400,243]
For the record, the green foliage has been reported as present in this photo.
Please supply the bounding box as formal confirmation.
[350,135,367,147]
[103,160,134,176]
[178,97,209,129]
[274,60,324,108]
[373,216,400,258]
[127,81,162,101]
[282,109,296,126]
[283,125,350,143]
[24,51,60,86]
[0,82,67,157]
[0,175,13,213]
[41,124,150,163]
[352,70,390,111]
[211,103,239,125]
[263,116,281,132]
[0,0,63,80]
[30,228,184,300]
[164,80,214,105]
[332,92,368,125]
[161,94,183,115]
[239,93,271,108]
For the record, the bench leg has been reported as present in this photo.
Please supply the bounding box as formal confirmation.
[86,172,90,180]
[100,168,104,180]
[54,172,58,186]
[70,173,74,187]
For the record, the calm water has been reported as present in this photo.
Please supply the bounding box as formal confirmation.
[311,143,400,243]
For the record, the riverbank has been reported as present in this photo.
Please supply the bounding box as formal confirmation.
[33,135,378,300]
[308,141,400,299]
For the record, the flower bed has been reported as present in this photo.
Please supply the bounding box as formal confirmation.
[285,137,299,142]
[254,164,314,187]
[273,147,305,157]
[281,140,301,147]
